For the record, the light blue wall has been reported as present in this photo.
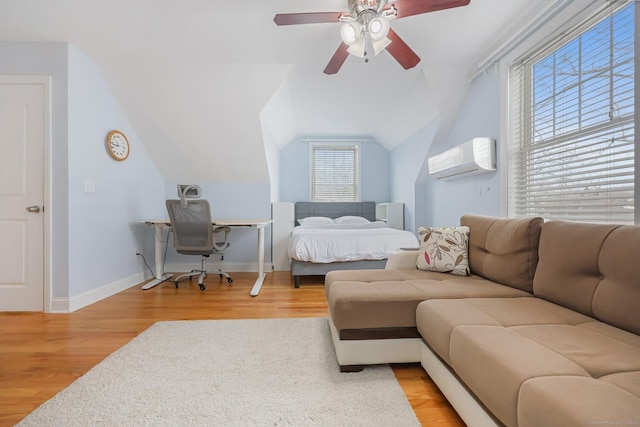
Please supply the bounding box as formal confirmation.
[0,42,503,303]
[424,70,502,227]
[279,138,390,203]
[261,124,280,202]
[390,120,439,233]
[0,42,166,300]
[0,42,70,299]
[67,45,165,297]
[163,182,272,265]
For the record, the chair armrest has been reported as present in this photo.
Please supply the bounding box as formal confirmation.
[212,226,231,251]
[385,249,418,270]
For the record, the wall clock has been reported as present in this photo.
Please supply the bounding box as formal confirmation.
[106,130,130,161]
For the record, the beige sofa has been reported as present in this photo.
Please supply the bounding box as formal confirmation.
[325,215,640,427]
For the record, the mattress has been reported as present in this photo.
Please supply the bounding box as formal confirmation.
[288,223,419,263]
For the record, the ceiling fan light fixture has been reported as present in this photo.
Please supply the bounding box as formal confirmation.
[340,21,362,45]
[347,37,366,57]
[372,36,391,55]
[368,16,389,41]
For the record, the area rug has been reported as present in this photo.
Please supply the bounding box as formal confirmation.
[18,317,420,426]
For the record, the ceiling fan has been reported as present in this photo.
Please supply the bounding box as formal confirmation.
[274,0,471,75]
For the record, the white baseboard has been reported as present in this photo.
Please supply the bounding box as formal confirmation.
[164,262,274,274]
[48,262,275,314]
[49,271,152,313]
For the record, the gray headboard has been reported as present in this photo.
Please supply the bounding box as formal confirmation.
[294,202,376,224]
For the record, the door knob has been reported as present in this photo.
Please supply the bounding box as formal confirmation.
[26,205,41,213]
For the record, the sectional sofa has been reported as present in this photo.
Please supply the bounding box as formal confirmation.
[324,214,640,427]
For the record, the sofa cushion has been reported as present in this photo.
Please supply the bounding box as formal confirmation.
[518,376,640,427]
[513,324,640,378]
[460,214,543,292]
[449,325,590,427]
[593,225,640,335]
[326,274,531,332]
[325,268,447,295]
[416,226,470,276]
[416,297,596,363]
[534,221,640,334]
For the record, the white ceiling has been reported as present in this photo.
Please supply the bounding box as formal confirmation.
[0,0,556,183]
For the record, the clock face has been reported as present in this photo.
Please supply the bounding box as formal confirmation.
[107,130,130,161]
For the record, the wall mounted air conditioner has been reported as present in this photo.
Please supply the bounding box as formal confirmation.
[428,137,496,180]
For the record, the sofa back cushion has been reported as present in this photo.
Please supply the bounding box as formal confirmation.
[460,215,543,292]
[534,221,640,335]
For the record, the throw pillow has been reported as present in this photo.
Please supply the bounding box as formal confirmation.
[297,216,335,227]
[334,215,371,225]
[417,226,470,276]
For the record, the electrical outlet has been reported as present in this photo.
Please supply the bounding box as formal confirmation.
[83,179,96,193]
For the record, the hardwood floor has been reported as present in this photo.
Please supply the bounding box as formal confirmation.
[0,272,464,427]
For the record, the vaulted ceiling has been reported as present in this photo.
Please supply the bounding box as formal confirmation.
[0,0,555,183]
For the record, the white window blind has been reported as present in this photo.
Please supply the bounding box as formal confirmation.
[509,2,635,224]
[311,144,360,202]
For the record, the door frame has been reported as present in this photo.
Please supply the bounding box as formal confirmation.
[1,75,52,312]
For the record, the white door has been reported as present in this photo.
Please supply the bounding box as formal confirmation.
[0,77,46,311]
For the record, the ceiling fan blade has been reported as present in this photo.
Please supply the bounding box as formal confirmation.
[324,43,350,75]
[386,29,421,70]
[391,0,470,19]
[274,12,343,26]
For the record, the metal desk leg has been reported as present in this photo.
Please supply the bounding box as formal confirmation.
[142,223,172,290]
[250,225,267,297]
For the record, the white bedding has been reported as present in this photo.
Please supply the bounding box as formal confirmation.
[288,223,419,263]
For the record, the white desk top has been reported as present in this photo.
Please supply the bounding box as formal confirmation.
[145,219,272,227]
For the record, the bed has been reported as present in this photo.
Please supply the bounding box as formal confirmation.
[289,202,419,288]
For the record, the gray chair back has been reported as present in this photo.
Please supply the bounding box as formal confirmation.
[166,199,213,254]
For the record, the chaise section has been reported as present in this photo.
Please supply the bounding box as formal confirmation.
[324,214,544,371]
[328,276,530,333]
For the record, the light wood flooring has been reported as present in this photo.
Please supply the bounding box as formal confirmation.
[0,271,464,427]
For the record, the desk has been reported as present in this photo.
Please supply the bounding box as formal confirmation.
[144,219,272,296]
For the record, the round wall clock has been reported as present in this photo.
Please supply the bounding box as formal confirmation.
[106,130,130,161]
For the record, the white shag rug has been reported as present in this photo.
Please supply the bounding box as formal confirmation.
[18,317,420,427]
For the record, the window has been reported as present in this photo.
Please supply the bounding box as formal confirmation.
[509,2,635,224]
[310,143,360,202]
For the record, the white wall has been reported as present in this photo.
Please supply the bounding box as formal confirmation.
[67,45,166,299]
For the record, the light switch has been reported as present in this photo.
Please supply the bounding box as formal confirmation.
[84,180,96,193]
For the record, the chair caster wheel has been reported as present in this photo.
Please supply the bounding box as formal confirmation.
[219,274,223,279]
[227,278,233,284]
[199,284,206,290]
[174,282,179,288]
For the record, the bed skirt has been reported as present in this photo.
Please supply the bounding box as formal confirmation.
[291,259,386,288]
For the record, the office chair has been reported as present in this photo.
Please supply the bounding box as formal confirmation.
[166,199,233,290]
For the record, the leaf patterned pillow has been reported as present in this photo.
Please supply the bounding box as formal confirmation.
[416,226,470,276]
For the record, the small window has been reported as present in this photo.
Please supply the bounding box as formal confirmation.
[310,143,360,202]
[509,2,635,224]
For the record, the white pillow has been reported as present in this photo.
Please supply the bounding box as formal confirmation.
[297,216,336,227]
[334,216,370,225]
[416,226,470,276]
